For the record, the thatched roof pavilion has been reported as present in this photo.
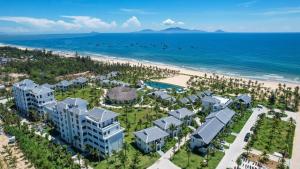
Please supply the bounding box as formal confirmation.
[107,86,137,103]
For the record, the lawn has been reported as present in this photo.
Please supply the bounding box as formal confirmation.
[93,107,168,169]
[55,86,103,107]
[225,134,236,144]
[171,148,225,169]
[251,117,295,157]
[230,110,252,133]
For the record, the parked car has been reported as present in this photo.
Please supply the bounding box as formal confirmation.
[244,133,251,142]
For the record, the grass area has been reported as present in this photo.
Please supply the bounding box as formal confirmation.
[93,107,168,169]
[171,148,225,169]
[230,110,252,133]
[55,86,103,107]
[162,138,177,152]
[225,134,236,143]
[251,117,295,157]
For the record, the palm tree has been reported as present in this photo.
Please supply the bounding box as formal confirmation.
[185,144,191,167]
[259,151,269,164]
[169,124,177,137]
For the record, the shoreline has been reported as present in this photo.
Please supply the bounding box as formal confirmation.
[0,43,299,89]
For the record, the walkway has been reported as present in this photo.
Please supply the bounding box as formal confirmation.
[216,107,266,169]
[148,134,191,169]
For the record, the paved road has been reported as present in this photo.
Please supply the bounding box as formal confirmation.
[216,107,265,169]
[148,134,191,169]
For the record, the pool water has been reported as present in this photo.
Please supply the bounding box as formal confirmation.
[145,81,183,91]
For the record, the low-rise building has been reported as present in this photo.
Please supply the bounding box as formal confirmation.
[190,107,236,154]
[13,79,55,116]
[71,77,88,87]
[236,94,252,107]
[168,108,196,125]
[187,95,199,103]
[153,116,182,137]
[134,126,169,153]
[56,80,72,91]
[179,97,190,104]
[151,90,175,102]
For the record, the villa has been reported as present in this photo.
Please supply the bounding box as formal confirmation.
[134,126,169,153]
[71,77,88,87]
[168,108,196,125]
[187,94,199,103]
[55,80,72,91]
[179,97,190,104]
[153,116,182,137]
[151,90,176,102]
[236,94,252,107]
[44,98,124,157]
[201,95,233,112]
[12,79,56,116]
[190,107,236,154]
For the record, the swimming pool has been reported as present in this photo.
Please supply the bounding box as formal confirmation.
[145,81,183,91]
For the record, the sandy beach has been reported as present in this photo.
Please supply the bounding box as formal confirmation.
[1,43,299,89]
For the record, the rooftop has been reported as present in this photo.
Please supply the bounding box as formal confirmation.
[206,107,236,125]
[107,86,137,102]
[192,117,224,144]
[153,116,182,130]
[134,126,169,143]
[87,107,118,123]
[168,108,195,119]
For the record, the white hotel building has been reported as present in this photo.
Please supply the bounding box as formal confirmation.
[12,79,55,116]
[44,98,124,157]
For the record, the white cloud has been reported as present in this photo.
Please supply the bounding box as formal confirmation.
[162,18,184,26]
[62,16,116,29]
[122,16,141,28]
[0,16,117,32]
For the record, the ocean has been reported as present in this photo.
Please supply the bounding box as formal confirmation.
[0,33,300,84]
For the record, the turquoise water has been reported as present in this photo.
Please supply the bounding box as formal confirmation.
[145,81,183,90]
[0,33,299,84]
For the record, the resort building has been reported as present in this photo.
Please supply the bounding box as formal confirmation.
[13,79,55,116]
[201,95,233,112]
[55,80,72,91]
[168,108,196,125]
[151,90,175,102]
[134,126,169,153]
[71,77,88,87]
[0,57,12,65]
[179,97,190,104]
[44,98,124,157]
[106,86,137,104]
[190,107,236,154]
[196,90,213,98]
[236,94,252,107]
[187,95,199,103]
[153,116,182,137]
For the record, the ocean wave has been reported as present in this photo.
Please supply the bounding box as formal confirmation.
[1,42,300,85]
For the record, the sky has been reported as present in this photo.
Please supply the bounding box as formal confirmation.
[0,0,300,34]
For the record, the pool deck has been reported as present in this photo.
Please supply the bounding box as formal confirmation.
[153,74,190,88]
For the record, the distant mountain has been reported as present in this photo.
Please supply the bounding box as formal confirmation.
[136,27,207,33]
[214,29,226,33]
[138,29,156,33]
[160,27,206,33]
